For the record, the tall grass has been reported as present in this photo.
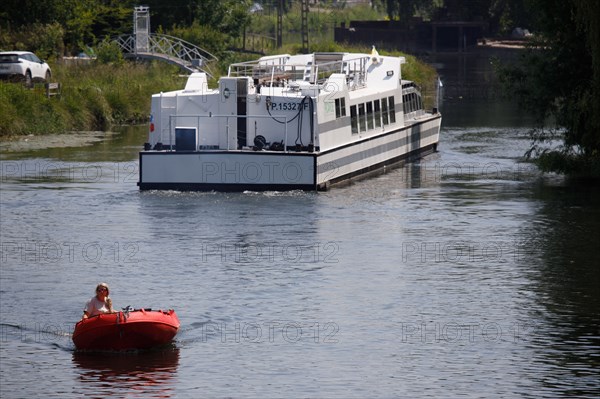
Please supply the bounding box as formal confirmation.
[0,61,183,137]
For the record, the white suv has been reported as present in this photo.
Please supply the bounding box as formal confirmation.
[0,51,52,88]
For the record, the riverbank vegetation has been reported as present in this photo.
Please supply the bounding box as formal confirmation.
[498,0,600,176]
[0,61,183,137]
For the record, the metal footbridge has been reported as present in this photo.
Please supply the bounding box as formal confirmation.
[113,33,218,78]
[114,6,218,78]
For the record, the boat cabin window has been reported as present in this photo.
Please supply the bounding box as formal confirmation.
[358,103,367,132]
[366,102,374,130]
[335,97,346,118]
[382,98,389,125]
[349,95,397,137]
[374,100,382,128]
[402,93,410,114]
[388,96,396,124]
[402,91,424,115]
[350,105,358,134]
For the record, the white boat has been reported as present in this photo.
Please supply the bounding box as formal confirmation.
[138,50,441,191]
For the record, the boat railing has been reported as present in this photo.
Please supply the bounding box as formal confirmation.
[167,114,291,152]
[228,55,368,89]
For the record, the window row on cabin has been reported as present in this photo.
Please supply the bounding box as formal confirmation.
[402,92,423,115]
[349,96,396,135]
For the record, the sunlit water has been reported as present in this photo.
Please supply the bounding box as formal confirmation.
[1,105,599,397]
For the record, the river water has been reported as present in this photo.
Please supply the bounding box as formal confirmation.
[1,56,599,398]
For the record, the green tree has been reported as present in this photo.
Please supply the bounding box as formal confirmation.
[194,0,252,38]
[1,0,135,54]
[488,0,533,35]
[143,0,252,36]
[499,0,600,174]
[385,0,434,22]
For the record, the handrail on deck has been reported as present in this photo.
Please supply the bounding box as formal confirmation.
[228,55,369,88]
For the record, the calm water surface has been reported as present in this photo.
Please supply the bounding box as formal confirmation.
[1,100,599,398]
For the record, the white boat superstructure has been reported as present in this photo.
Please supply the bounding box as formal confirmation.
[138,50,441,191]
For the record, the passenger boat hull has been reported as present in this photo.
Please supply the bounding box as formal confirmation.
[73,309,180,351]
[138,114,441,191]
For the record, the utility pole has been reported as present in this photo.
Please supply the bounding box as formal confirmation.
[277,0,283,48]
[301,0,309,53]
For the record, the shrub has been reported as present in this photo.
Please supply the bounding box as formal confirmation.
[95,38,124,65]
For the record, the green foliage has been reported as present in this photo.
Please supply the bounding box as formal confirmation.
[385,0,434,22]
[147,0,252,39]
[95,38,124,65]
[498,0,600,175]
[251,2,384,34]
[380,0,535,35]
[195,0,252,38]
[169,22,228,58]
[246,2,385,50]
[2,0,135,55]
[0,83,68,135]
[0,23,64,60]
[0,61,182,137]
[535,150,600,177]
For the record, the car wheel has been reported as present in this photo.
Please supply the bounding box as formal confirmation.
[24,70,32,88]
[45,70,51,82]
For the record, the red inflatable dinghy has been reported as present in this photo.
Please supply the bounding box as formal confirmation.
[73,308,180,351]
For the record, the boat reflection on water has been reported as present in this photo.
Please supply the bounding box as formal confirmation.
[72,346,180,396]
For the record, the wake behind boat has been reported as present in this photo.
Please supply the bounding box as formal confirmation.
[73,308,180,351]
[138,49,441,191]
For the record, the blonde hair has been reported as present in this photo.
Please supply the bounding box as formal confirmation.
[96,282,113,312]
[95,282,110,296]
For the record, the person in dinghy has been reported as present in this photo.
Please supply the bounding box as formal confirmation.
[81,282,115,320]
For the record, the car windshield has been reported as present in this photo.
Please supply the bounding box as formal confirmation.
[0,54,19,63]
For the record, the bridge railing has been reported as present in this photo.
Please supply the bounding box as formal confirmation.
[114,35,136,53]
[113,33,218,78]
